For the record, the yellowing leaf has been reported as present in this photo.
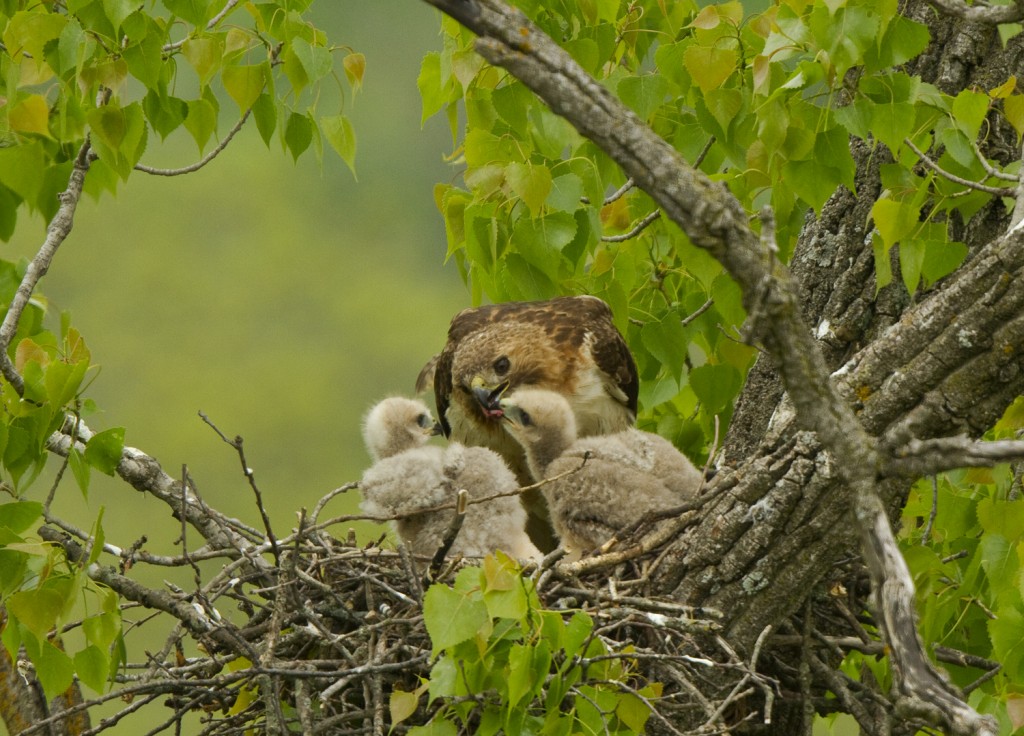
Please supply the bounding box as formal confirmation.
[391,683,423,724]
[1004,94,1024,138]
[343,52,366,90]
[683,44,738,93]
[8,95,51,138]
[690,5,721,29]
[182,37,222,86]
[15,338,49,372]
[989,75,1017,99]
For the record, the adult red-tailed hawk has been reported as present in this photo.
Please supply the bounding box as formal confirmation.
[416,296,639,549]
[498,388,702,559]
[359,397,542,564]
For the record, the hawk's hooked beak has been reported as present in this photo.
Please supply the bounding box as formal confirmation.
[470,375,509,418]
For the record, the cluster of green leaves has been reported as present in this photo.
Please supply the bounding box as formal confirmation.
[0,0,361,241]
[0,262,128,699]
[421,0,1024,458]
[895,401,1024,733]
[395,554,660,735]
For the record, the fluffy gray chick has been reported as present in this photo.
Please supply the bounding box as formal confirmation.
[360,397,541,563]
[499,388,701,559]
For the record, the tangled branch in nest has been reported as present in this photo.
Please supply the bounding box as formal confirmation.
[23,497,977,736]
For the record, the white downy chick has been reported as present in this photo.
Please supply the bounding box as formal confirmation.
[359,397,541,563]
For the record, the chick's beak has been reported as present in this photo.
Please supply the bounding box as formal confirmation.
[470,375,509,418]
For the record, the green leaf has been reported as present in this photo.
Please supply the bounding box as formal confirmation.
[0,550,28,596]
[563,610,594,655]
[782,159,842,215]
[284,112,313,161]
[510,211,575,278]
[69,448,90,498]
[222,64,267,112]
[617,74,668,121]
[898,239,925,295]
[418,52,448,126]
[184,98,217,153]
[0,144,46,204]
[123,30,164,88]
[505,162,552,217]
[546,173,584,213]
[617,692,654,732]
[0,501,43,534]
[871,197,919,248]
[74,644,109,693]
[143,90,188,140]
[989,604,1024,681]
[689,364,742,414]
[35,641,75,701]
[703,88,744,135]
[8,588,63,639]
[164,0,210,27]
[422,583,489,653]
[291,37,332,85]
[921,239,967,285]
[82,611,120,650]
[321,114,357,176]
[84,427,125,477]
[952,89,990,139]
[408,720,457,736]
[252,93,276,146]
[507,642,534,707]
[641,316,689,379]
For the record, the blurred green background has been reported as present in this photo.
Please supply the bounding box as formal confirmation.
[9,1,465,545]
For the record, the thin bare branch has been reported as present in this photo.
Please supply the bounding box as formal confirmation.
[135,109,251,176]
[904,138,1015,197]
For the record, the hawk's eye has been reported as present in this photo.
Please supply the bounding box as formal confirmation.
[416,413,433,429]
[493,356,511,375]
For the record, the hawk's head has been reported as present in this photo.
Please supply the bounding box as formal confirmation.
[451,321,573,425]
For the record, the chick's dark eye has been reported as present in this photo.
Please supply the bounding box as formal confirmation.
[416,413,433,428]
[494,356,511,375]
[519,410,533,427]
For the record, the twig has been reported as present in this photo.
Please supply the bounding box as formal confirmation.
[904,138,1015,197]
[199,410,282,566]
[135,109,251,176]
[161,0,243,51]
[681,297,715,328]
[971,140,1019,181]
[601,208,661,242]
[427,489,468,580]
[580,177,635,205]
[921,476,939,545]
